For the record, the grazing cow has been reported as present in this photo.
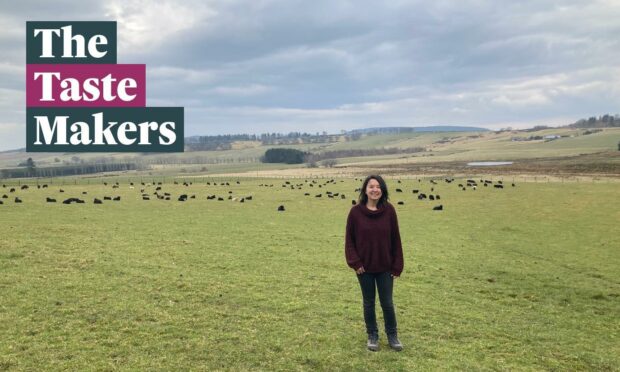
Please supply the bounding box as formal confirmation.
[112,185,119,189]
[37,185,41,189]
[143,196,150,200]
[156,186,162,191]
[431,187,434,192]
[429,195,435,200]
[395,188,403,193]
[412,189,419,194]
[494,184,504,189]
[21,185,29,190]
[304,193,310,196]
[512,183,516,187]
[82,191,87,195]
[9,188,15,193]
[165,197,170,200]
[14,197,22,203]
[178,194,188,201]
[498,181,503,184]
[240,198,245,203]
[433,205,443,211]
[0,200,3,204]
[46,197,56,203]
[458,184,463,188]
[42,184,48,188]
[246,196,253,201]
[397,201,404,205]
[418,193,427,200]
[277,205,285,211]
[94,198,103,204]
[113,196,121,201]
[436,195,441,200]
[2,194,7,198]
[217,197,224,201]
[341,194,346,199]
[462,187,466,191]
[190,195,196,199]
[104,196,112,200]
[315,194,322,198]
[473,186,477,190]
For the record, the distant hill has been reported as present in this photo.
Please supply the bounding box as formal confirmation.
[347,126,489,134]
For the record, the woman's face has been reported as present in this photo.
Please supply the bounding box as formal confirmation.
[365,178,382,202]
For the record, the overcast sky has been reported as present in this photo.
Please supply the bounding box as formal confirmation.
[1,0,619,150]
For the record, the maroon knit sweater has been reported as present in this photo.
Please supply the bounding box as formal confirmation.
[345,202,404,276]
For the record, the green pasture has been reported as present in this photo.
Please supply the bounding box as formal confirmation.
[4,128,619,173]
[0,177,619,370]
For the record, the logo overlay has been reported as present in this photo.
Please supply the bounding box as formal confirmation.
[26,21,184,152]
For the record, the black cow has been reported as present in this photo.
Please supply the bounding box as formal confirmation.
[113,196,121,201]
[429,195,435,200]
[494,184,504,189]
[433,205,443,211]
[277,205,285,211]
[14,197,22,203]
[397,201,404,205]
[94,198,103,204]
[46,197,56,203]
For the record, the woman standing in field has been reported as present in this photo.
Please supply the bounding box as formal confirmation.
[345,175,404,351]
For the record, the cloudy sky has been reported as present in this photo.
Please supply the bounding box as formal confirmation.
[1,0,619,150]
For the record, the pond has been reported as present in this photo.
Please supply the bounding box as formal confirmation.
[467,161,513,166]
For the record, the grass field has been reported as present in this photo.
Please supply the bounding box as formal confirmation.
[1,177,619,370]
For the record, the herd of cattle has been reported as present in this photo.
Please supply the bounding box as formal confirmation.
[0,177,513,211]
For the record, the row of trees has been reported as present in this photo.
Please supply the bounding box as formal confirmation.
[185,131,364,151]
[1,162,142,179]
[570,114,620,128]
[261,146,427,165]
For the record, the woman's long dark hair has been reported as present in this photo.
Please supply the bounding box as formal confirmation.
[358,175,389,207]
